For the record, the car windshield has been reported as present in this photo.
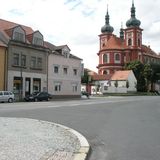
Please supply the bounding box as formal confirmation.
[31,92,39,96]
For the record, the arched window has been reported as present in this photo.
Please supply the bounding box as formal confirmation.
[114,53,120,63]
[115,54,120,61]
[128,38,132,46]
[103,70,108,75]
[103,54,109,63]
[138,39,141,47]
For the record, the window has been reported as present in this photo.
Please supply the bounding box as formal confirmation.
[14,32,24,41]
[103,70,108,75]
[138,39,141,47]
[114,53,120,63]
[72,84,78,92]
[54,83,61,92]
[31,57,36,68]
[63,67,68,74]
[103,54,109,63]
[33,37,43,46]
[73,69,77,75]
[37,57,42,68]
[21,55,26,67]
[54,66,59,73]
[13,53,19,66]
[128,38,132,46]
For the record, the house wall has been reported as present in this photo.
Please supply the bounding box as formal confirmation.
[107,71,137,93]
[7,43,48,98]
[127,71,137,91]
[48,53,82,97]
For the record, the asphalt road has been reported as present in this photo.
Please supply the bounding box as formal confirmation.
[0,96,160,160]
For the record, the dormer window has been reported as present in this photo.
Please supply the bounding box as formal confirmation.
[33,37,43,46]
[14,32,24,41]
[32,31,43,46]
[13,26,25,42]
[63,47,70,58]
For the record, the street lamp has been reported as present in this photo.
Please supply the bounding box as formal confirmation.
[20,52,23,101]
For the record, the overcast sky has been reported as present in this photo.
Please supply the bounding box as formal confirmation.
[0,0,160,72]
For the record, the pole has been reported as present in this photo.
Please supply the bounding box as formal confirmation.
[20,52,23,101]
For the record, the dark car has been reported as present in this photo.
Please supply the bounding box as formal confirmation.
[24,92,52,102]
[81,91,90,98]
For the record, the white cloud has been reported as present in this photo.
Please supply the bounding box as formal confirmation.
[0,0,160,71]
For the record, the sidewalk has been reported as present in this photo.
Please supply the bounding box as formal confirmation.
[0,117,90,160]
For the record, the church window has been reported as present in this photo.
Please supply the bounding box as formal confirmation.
[114,53,120,63]
[103,70,108,75]
[103,54,109,63]
[138,39,141,47]
[128,38,132,46]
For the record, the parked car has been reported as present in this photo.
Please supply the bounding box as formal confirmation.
[0,91,15,103]
[24,92,52,102]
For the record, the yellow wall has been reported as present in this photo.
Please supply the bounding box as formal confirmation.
[0,47,6,90]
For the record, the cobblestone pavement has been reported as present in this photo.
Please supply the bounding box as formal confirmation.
[0,117,90,160]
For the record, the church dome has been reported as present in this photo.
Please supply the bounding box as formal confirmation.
[126,17,141,28]
[126,2,141,28]
[101,8,114,33]
[101,24,114,33]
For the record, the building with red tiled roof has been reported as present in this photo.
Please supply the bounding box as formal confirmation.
[0,19,83,99]
[111,70,132,81]
[0,19,48,99]
[108,70,137,93]
[97,2,160,76]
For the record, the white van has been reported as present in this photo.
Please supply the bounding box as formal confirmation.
[0,91,15,103]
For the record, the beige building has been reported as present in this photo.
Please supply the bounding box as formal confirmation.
[45,42,82,98]
[0,19,48,99]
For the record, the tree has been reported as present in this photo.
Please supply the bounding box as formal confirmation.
[126,80,129,88]
[114,80,118,88]
[81,69,90,84]
[124,60,156,92]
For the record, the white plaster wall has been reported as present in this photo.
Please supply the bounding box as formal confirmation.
[48,54,82,95]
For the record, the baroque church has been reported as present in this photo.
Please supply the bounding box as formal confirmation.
[97,1,160,75]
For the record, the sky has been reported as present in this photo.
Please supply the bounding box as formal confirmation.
[0,0,160,72]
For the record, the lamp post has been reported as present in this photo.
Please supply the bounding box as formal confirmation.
[20,52,23,101]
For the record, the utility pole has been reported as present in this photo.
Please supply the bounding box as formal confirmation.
[20,52,23,101]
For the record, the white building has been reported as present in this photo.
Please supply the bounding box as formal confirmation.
[45,42,82,98]
[107,70,137,93]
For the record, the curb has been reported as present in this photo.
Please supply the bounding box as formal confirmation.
[0,117,90,160]
[56,123,91,160]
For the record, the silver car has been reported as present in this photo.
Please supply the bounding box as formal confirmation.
[0,91,15,103]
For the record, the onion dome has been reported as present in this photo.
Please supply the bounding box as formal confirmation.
[126,1,141,28]
[101,6,114,33]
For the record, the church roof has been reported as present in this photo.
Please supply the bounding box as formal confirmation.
[142,45,160,59]
[103,35,126,50]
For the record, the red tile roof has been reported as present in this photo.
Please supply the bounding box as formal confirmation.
[142,45,160,59]
[0,19,33,34]
[92,74,112,81]
[111,70,132,80]
[103,35,126,50]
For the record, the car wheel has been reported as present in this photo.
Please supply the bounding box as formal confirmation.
[34,98,38,102]
[8,98,13,103]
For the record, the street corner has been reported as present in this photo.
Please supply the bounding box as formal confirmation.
[0,117,90,160]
